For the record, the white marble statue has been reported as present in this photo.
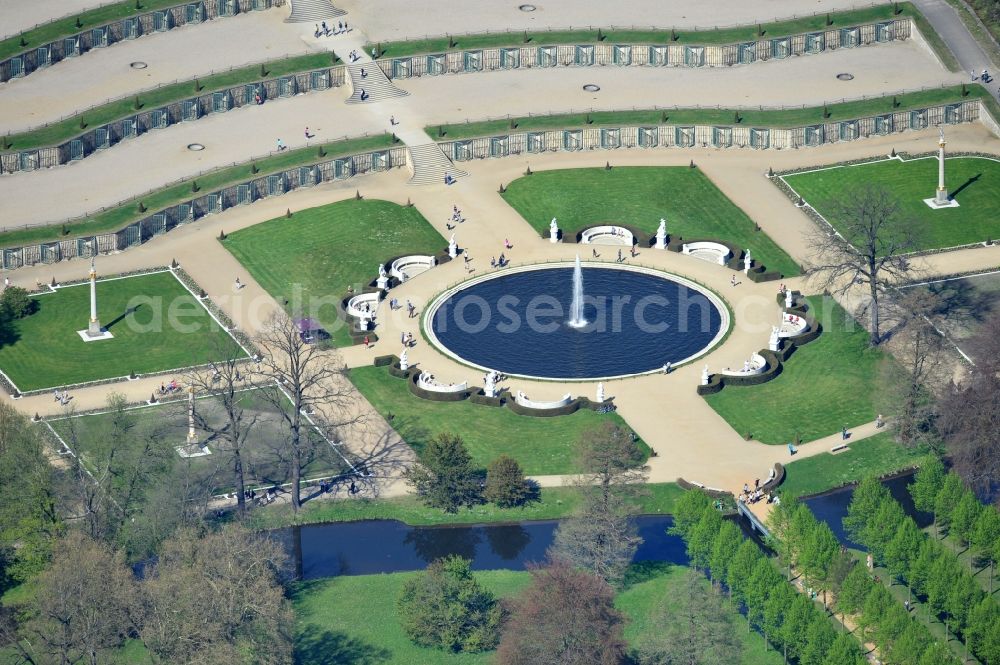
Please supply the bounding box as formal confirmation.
[378,263,387,278]
[448,233,457,258]
[743,249,752,275]
[484,371,497,398]
[701,365,710,386]
[785,288,794,309]
[768,325,781,352]
[655,218,667,249]
[743,359,751,373]
[549,217,559,243]
[399,349,409,371]
[596,382,605,403]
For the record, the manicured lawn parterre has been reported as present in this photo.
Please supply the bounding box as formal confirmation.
[292,564,782,665]
[778,432,929,499]
[783,156,1000,251]
[223,199,444,347]
[0,271,243,391]
[502,167,799,278]
[247,483,685,530]
[705,295,882,444]
[348,365,648,475]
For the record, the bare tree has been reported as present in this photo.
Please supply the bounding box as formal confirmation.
[807,185,921,346]
[254,311,361,512]
[937,313,1000,501]
[185,339,258,516]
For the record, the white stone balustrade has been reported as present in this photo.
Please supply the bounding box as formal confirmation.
[346,292,380,319]
[416,372,468,393]
[514,390,573,409]
[778,312,810,338]
[579,225,633,246]
[390,255,437,282]
[681,241,731,265]
[720,352,768,377]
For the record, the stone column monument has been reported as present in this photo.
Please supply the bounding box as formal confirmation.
[925,126,959,208]
[78,257,113,341]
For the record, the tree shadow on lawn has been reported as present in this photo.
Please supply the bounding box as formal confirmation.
[0,314,19,351]
[295,625,391,665]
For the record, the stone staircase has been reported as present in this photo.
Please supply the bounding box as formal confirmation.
[285,0,345,22]
[345,62,408,103]
[407,144,468,186]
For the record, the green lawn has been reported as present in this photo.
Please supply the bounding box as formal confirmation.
[292,571,530,665]
[617,564,783,665]
[0,134,394,250]
[900,270,1000,343]
[433,85,992,140]
[502,167,799,277]
[222,199,443,347]
[292,564,781,665]
[348,365,647,475]
[705,296,882,444]
[246,483,685,530]
[783,156,1000,251]
[778,433,929,499]
[0,271,242,391]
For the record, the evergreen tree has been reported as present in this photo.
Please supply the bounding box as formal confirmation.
[745,559,779,637]
[781,594,815,661]
[934,473,965,537]
[801,521,839,605]
[967,598,1000,663]
[822,632,866,665]
[910,457,946,527]
[686,510,722,572]
[884,519,922,593]
[483,455,529,508]
[908,539,939,597]
[708,520,742,586]
[836,564,872,619]
[397,555,503,652]
[671,490,713,538]
[800,615,837,665]
[950,490,983,546]
[868,497,907,563]
[918,641,961,665]
[762,585,790,653]
[726,539,761,610]
[859,584,894,642]
[972,509,1000,592]
[404,433,482,512]
[844,476,889,546]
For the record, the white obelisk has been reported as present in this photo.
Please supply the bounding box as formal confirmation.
[87,258,101,336]
[935,126,949,206]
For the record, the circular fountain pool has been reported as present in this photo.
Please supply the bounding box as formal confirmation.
[424,263,728,380]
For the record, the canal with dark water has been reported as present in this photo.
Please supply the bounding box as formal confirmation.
[272,473,928,580]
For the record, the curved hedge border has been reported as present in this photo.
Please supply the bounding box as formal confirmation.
[368,355,614,416]
[696,291,820,396]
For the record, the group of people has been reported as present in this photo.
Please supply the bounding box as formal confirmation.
[315,20,349,38]
[52,389,73,406]
[490,254,508,269]
[974,68,993,84]
[739,478,775,505]
[400,331,415,347]
[158,379,181,395]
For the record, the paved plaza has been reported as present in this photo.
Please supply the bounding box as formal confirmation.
[2,0,999,508]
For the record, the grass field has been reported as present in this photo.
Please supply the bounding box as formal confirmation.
[223,199,444,347]
[783,156,1000,251]
[348,365,648,475]
[705,296,882,444]
[0,134,394,250]
[778,433,929,499]
[292,564,782,665]
[0,271,242,391]
[48,388,349,495]
[502,167,799,277]
[432,85,992,139]
[247,483,685,530]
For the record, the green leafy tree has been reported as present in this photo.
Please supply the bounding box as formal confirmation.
[967,598,1000,663]
[800,615,837,665]
[918,641,962,665]
[926,554,960,623]
[781,593,815,661]
[836,564,872,622]
[867,497,906,563]
[934,473,965,537]
[726,539,761,614]
[910,457,946,528]
[0,285,34,319]
[884,519,923,599]
[745,559,780,637]
[889,622,930,664]
[859,584,894,643]
[843,476,890,546]
[873,602,909,651]
[800,521,839,606]
[635,569,742,665]
[686,510,723,573]
[908,539,940,597]
[397,555,503,652]
[822,632,867,665]
[766,499,798,580]
[484,455,529,508]
[670,488,713,538]
[950,490,983,547]
[708,520,743,588]
[972,509,1000,592]
[762,585,790,653]
[404,433,482,512]
[945,573,981,635]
